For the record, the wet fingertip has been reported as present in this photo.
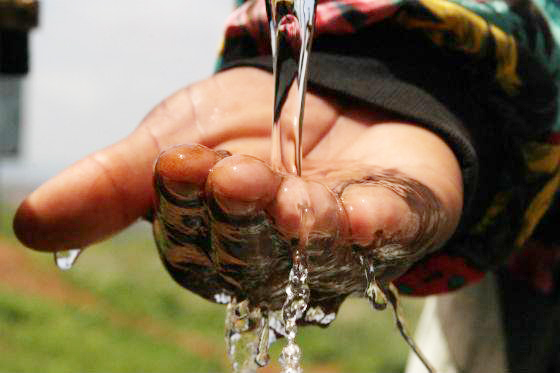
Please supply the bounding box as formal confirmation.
[306,181,346,235]
[207,155,281,215]
[341,184,413,247]
[13,199,57,252]
[154,144,227,201]
[302,181,353,263]
[267,176,314,237]
[13,199,37,250]
[154,144,221,186]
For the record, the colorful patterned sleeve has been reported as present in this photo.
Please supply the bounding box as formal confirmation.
[218,0,560,296]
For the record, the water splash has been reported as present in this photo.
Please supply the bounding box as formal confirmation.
[304,306,336,325]
[225,299,270,373]
[53,248,82,271]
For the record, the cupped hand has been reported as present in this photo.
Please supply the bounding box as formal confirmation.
[13,67,463,309]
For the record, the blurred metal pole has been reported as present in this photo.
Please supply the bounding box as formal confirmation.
[0,75,22,156]
[0,0,38,218]
[0,0,39,157]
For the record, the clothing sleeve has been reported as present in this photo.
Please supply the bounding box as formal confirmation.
[216,0,560,295]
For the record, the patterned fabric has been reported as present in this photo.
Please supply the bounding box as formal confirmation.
[218,0,560,295]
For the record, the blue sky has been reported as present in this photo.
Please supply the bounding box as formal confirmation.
[2,0,232,186]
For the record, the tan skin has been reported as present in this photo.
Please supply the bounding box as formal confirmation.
[13,67,463,291]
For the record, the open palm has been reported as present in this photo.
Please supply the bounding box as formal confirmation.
[14,67,463,311]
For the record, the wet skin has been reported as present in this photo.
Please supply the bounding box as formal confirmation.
[13,68,463,309]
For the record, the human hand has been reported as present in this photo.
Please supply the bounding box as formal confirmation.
[13,67,463,309]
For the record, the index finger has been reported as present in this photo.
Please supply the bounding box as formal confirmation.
[13,86,202,251]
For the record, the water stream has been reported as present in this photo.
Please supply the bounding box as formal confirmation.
[381,284,436,373]
[279,206,313,373]
[359,254,435,373]
[267,0,317,176]
[267,1,317,372]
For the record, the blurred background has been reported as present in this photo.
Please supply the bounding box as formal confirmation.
[0,1,423,372]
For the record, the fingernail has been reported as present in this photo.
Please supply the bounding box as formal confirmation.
[159,176,202,198]
[212,193,260,216]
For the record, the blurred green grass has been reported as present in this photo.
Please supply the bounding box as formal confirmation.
[0,287,222,373]
[0,203,424,373]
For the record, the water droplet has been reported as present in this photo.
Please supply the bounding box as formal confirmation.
[214,293,232,304]
[359,255,388,310]
[54,248,82,271]
[280,341,303,373]
[358,255,435,371]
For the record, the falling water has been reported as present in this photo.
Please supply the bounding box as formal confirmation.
[267,0,317,175]
[279,247,309,373]
[224,0,318,372]
[279,206,313,373]
[266,0,318,369]
[360,255,435,373]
